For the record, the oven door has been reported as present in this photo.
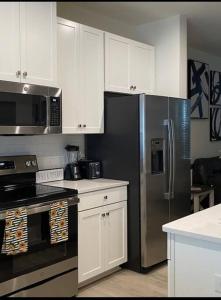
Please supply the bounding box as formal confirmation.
[0,91,48,135]
[0,199,78,296]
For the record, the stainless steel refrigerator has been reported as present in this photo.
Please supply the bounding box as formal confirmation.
[86,93,191,273]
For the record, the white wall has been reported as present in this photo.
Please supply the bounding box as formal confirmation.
[136,15,187,98]
[57,2,137,40]
[0,135,84,170]
[188,47,221,161]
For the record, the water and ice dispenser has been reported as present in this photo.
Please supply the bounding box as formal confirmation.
[151,139,164,174]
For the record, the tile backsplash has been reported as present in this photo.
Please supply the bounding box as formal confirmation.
[0,134,85,170]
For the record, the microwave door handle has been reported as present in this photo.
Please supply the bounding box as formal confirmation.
[0,196,79,220]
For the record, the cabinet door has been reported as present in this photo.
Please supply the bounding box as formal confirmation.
[78,207,105,283]
[104,201,127,271]
[0,2,21,82]
[20,2,57,86]
[57,19,83,134]
[130,41,155,94]
[80,25,104,133]
[105,33,132,94]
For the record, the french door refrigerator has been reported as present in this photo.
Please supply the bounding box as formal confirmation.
[86,93,191,273]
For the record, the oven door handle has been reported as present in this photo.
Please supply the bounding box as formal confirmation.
[0,196,79,220]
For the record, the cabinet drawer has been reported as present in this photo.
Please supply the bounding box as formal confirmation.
[78,186,127,211]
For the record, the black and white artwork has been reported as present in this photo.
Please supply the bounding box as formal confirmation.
[210,70,221,105]
[210,107,221,141]
[188,59,209,119]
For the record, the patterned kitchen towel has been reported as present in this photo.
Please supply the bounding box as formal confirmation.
[2,207,28,255]
[50,200,68,244]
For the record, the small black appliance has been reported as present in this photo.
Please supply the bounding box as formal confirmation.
[78,159,101,179]
[64,145,82,180]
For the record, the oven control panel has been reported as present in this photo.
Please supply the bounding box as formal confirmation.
[0,161,15,170]
[0,155,38,175]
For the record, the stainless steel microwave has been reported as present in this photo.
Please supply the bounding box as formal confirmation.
[0,81,62,135]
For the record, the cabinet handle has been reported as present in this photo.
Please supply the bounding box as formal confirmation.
[104,196,108,200]
[102,213,105,217]
[130,85,134,90]
[23,71,27,77]
[106,212,109,216]
[83,124,86,128]
[78,124,82,128]
[16,70,21,77]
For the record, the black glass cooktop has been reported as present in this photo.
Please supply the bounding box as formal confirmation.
[0,183,77,211]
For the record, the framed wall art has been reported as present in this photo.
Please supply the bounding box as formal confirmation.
[188,59,209,119]
[210,107,221,141]
[210,70,221,106]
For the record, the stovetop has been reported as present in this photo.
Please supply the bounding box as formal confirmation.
[0,183,77,211]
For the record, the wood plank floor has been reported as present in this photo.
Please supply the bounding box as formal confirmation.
[78,262,168,297]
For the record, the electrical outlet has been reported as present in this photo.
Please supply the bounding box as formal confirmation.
[36,168,64,183]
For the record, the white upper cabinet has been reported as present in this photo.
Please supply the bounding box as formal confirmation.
[105,33,131,94]
[58,19,81,133]
[80,25,104,133]
[130,41,155,94]
[20,2,57,86]
[58,18,104,134]
[0,2,21,82]
[0,2,57,86]
[105,32,155,94]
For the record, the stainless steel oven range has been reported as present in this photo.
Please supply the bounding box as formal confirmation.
[0,155,78,297]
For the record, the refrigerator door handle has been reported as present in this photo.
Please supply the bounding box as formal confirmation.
[164,119,172,200]
[170,119,175,199]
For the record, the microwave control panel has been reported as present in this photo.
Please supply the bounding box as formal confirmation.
[50,97,61,126]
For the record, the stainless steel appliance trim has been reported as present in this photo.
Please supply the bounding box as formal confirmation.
[163,119,171,200]
[9,269,78,297]
[0,155,38,175]
[168,119,173,200]
[0,80,62,135]
[0,196,79,220]
[139,94,148,269]
[170,119,175,199]
[0,126,49,135]
[0,257,77,296]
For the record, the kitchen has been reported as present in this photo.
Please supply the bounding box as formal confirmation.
[0,1,220,298]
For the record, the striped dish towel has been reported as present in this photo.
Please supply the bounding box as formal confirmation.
[50,200,68,244]
[2,207,28,255]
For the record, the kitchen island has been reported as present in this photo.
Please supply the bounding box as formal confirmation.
[163,204,221,297]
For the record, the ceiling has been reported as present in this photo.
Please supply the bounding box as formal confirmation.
[74,1,221,57]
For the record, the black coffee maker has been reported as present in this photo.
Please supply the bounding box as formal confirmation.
[64,145,82,180]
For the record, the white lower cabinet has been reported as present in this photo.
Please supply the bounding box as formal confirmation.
[78,187,127,284]
[78,206,105,283]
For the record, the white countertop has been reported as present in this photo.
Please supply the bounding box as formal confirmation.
[163,204,221,244]
[44,178,129,194]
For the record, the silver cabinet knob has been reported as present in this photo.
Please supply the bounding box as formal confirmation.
[133,86,137,90]
[104,196,108,200]
[106,212,109,216]
[23,71,27,77]
[130,85,134,90]
[83,124,86,128]
[102,213,105,217]
[16,70,21,77]
[78,124,82,128]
